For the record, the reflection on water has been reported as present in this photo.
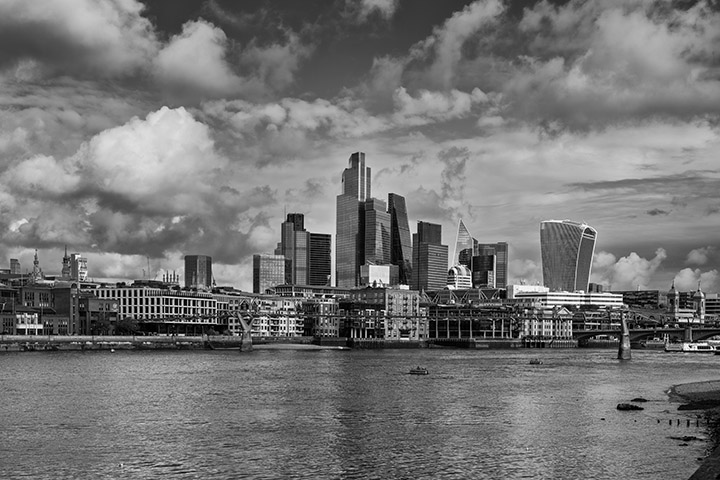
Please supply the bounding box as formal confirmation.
[0,349,715,479]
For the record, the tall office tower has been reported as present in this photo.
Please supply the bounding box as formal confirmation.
[279,213,332,286]
[540,220,597,292]
[184,255,213,290]
[364,198,391,265]
[253,254,286,294]
[10,258,20,275]
[71,253,88,281]
[473,242,509,288]
[308,233,332,285]
[336,152,371,287]
[411,221,449,291]
[453,219,476,267]
[388,193,412,285]
[279,213,308,285]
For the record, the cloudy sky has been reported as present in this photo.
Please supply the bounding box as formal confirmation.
[0,0,718,293]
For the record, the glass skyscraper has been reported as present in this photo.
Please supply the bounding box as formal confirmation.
[453,219,475,267]
[278,213,331,286]
[252,254,285,294]
[540,220,597,292]
[388,193,412,285]
[184,255,212,290]
[411,221,448,291]
[336,153,371,287]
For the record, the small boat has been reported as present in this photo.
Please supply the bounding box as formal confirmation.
[408,366,429,375]
[529,359,543,365]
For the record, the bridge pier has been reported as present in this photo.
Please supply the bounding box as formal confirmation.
[617,317,631,360]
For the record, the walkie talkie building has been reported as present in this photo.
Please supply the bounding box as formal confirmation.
[540,220,597,292]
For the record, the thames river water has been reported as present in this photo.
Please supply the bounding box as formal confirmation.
[1,347,718,479]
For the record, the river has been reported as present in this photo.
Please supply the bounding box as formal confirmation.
[0,348,717,479]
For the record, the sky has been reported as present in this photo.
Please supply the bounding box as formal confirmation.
[0,0,718,293]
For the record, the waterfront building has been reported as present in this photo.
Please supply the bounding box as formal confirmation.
[511,290,623,310]
[540,220,597,292]
[0,306,42,335]
[447,265,472,290]
[336,152,371,287]
[184,255,213,290]
[249,296,305,337]
[96,284,216,321]
[252,254,286,294]
[388,193,412,285]
[411,221,449,292]
[273,284,351,299]
[345,286,426,340]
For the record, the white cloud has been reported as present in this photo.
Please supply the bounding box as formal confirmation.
[591,248,667,290]
[674,267,719,293]
[686,246,716,266]
[0,0,158,77]
[154,19,241,99]
[239,31,313,93]
[392,87,488,125]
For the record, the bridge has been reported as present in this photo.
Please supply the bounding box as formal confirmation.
[572,327,720,343]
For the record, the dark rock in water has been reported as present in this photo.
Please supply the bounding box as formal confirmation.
[617,403,644,411]
[631,397,648,402]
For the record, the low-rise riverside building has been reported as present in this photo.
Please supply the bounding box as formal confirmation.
[344,286,427,340]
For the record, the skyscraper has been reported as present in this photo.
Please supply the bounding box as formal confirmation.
[71,253,88,282]
[253,254,285,294]
[540,220,597,292]
[411,221,448,291]
[184,255,212,290]
[336,152,371,287]
[278,213,332,286]
[388,193,412,285]
[474,242,508,288]
[364,198,391,265]
[453,219,475,267]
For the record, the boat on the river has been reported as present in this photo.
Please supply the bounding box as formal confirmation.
[408,366,429,375]
[529,359,543,365]
[665,342,716,353]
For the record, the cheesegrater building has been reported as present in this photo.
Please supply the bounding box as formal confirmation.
[540,220,597,292]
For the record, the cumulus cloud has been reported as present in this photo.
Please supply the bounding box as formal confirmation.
[0,0,158,78]
[392,87,488,125]
[686,246,717,266]
[153,19,242,100]
[591,248,667,290]
[506,1,720,126]
[674,267,719,293]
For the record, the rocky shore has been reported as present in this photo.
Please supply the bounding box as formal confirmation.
[669,380,720,480]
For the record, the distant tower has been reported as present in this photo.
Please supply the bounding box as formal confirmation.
[540,220,597,292]
[668,280,679,318]
[10,258,20,275]
[184,255,212,290]
[29,249,44,283]
[278,213,331,286]
[61,246,71,279]
[694,282,706,321]
[71,253,88,281]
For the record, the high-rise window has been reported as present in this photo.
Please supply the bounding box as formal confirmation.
[540,220,597,292]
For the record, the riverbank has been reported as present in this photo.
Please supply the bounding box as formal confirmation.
[669,380,720,480]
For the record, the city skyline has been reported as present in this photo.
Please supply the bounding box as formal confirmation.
[0,1,718,293]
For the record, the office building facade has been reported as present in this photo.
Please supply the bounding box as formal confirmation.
[540,220,597,292]
[184,255,213,290]
[388,193,412,285]
[336,152,371,287]
[252,254,286,294]
[474,242,508,289]
[411,221,449,291]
